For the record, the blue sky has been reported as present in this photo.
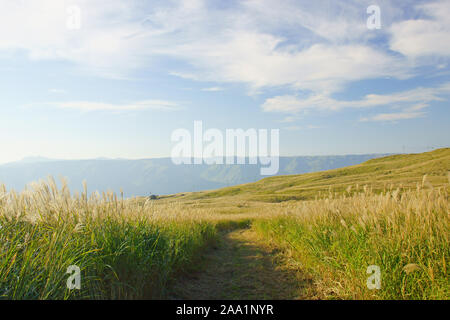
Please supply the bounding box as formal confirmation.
[0,0,449,164]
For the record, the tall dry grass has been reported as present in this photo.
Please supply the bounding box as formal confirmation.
[1,174,448,300]
[0,178,216,299]
[253,180,449,299]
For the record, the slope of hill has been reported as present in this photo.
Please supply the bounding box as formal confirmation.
[185,148,450,202]
[167,148,449,299]
[0,154,388,196]
[1,149,448,300]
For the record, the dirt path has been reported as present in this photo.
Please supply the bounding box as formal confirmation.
[169,228,310,300]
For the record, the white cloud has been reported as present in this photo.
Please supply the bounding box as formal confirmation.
[263,82,450,122]
[127,0,413,93]
[46,100,179,112]
[360,111,425,122]
[284,125,322,131]
[262,82,450,114]
[182,39,408,93]
[389,0,450,58]
[359,101,430,122]
[239,0,377,43]
[201,87,224,92]
[0,0,447,105]
[278,116,300,123]
[0,0,153,77]
[0,0,412,91]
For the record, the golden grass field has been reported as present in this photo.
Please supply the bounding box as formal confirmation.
[1,148,449,299]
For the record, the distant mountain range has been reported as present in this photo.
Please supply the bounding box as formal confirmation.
[0,154,391,197]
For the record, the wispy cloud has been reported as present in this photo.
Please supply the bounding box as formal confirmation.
[201,87,224,92]
[0,0,153,78]
[278,116,300,123]
[284,125,322,131]
[360,111,426,122]
[45,100,180,112]
[166,36,410,94]
[359,102,429,122]
[1,0,449,111]
[262,82,450,121]
[389,1,450,58]
[0,0,413,90]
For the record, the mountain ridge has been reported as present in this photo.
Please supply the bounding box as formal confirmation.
[182,148,450,202]
[0,154,392,196]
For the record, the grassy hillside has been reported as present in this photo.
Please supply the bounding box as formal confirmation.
[253,185,449,299]
[0,154,387,197]
[0,180,222,299]
[0,149,448,300]
[185,148,449,202]
[164,149,450,299]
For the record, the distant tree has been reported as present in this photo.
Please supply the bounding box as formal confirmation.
[149,194,158,200]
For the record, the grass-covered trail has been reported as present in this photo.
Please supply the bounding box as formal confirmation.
[169,227,311,300]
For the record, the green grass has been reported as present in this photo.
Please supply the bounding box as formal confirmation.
[1,149,449,300]
[186,148,450,202]
[252,185,449,299]
[0,216,216,299]
[0,182,216,300]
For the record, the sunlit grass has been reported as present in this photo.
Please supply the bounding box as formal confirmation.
[0,178,216,299]
[253,181,449,299]
[1,149,449,300]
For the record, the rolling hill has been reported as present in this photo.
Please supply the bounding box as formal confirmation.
[1,149,448,300]
[183,148,450,202]
[0,154,389,196]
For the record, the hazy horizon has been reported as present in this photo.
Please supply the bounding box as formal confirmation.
[0,153,391,196]
[4,147,449,166]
